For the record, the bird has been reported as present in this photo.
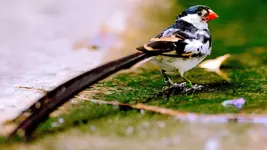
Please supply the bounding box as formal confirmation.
[137,5,218,87]
[8,5,218,139]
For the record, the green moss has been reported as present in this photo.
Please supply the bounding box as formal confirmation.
[1,0,267,148]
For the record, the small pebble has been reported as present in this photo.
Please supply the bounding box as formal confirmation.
[221,97,246,109]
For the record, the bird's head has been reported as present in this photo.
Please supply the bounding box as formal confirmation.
[177,5,218,29]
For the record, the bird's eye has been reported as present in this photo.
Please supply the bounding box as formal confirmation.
[197,12,202,16]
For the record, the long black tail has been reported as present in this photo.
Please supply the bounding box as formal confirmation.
[8,52,153,139]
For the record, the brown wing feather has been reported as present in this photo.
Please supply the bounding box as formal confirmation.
[137,35,182,51]
[181,52,193,57]
[136,31,187,56]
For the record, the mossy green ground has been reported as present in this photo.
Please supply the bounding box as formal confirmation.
[1,0,267,149]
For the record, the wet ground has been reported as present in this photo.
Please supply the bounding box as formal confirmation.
[0,0,131,123]
[1,0,267,149]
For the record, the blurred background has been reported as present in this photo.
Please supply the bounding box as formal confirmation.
[0,0,133,122]
[0,0,267,149]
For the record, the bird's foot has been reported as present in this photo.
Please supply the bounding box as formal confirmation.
[162,82,186,99]
[163,82,204,99]
[185,83,204,92]
[162,82,185,93]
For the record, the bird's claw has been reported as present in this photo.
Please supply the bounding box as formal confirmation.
[162,82,204,99]
[192,84,204,90]
[162,82,186,99]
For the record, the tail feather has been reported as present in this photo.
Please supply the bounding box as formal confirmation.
[8,52,151,139]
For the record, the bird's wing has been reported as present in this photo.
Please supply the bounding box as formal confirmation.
[137,28,183,51]
[136,28,206,58]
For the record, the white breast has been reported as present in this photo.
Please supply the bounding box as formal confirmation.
[152,55,206,75]
[152,42,211,76]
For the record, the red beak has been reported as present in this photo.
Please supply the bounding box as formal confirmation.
[206,9,219,21]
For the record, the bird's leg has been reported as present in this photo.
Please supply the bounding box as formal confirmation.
[160,70,203,99]
[161,70,186,99]
[180,72,204,90]
[161,69,186,88]
[161,69,173,87]
[161,69,176,99]
[181,76,193,88]
[178,70,193,88]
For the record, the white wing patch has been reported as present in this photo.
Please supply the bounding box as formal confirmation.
[162,28,179,37]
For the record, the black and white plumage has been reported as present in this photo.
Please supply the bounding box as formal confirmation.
[8,5,218,139]
[137,5,218,85]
